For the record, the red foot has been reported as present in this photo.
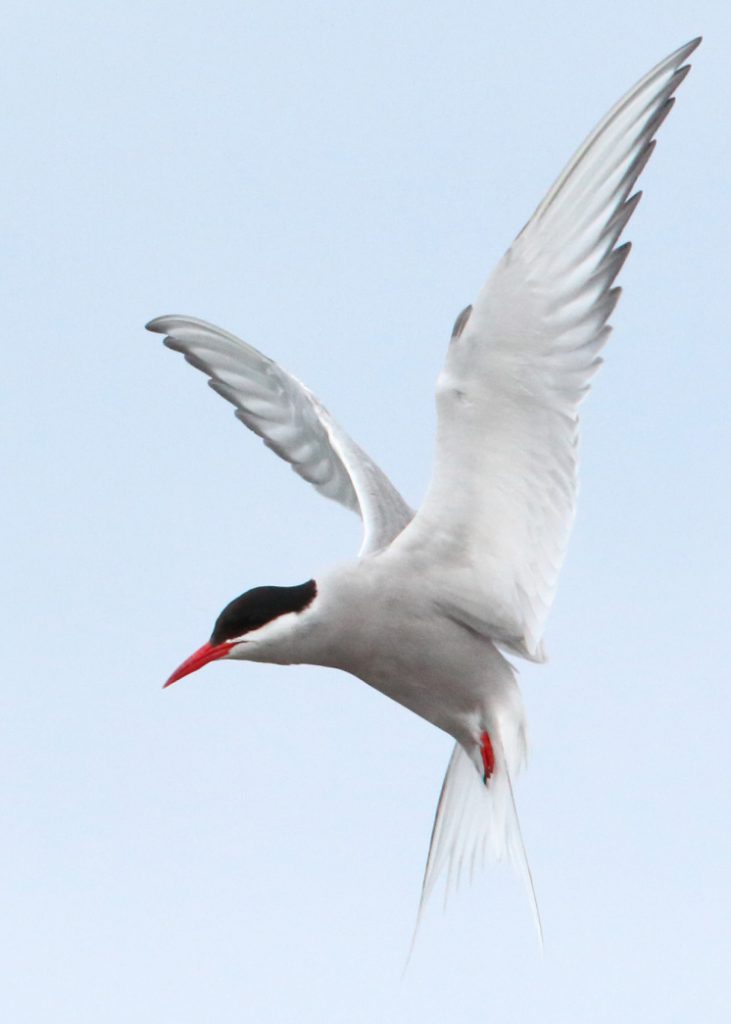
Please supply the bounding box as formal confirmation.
[480,730,495,783]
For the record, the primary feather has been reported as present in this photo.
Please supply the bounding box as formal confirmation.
[146,315,413,555]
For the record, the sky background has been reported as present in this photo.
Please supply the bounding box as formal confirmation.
[3,2,730,1021]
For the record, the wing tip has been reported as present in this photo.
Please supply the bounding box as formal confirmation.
[666,37,702,73]
[145,315,175,335]
[145,313,223,338]
[679,36,702,60]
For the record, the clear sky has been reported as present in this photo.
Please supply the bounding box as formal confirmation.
[3,2,730,1021]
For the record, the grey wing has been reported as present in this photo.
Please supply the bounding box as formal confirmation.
[146,315,413,556]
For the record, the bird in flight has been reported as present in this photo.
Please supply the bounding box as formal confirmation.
[148,38,699,937]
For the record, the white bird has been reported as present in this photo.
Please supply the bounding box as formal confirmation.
[147,39,699,938]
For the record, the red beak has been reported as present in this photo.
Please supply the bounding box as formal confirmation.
[164,640,236,688]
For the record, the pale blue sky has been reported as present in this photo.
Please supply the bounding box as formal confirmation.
[3,2,730,1021]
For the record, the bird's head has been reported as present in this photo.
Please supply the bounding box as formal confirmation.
[164,579,317,687]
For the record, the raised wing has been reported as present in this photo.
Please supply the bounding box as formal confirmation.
[393,38,700,657]
[146,316,413,556]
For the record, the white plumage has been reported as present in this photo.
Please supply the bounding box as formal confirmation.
[147,38,699,940]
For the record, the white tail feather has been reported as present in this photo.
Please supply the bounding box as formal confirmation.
[412,700,543,952]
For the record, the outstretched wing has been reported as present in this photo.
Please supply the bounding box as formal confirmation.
[147,316,413,556]
[393,38,700,657]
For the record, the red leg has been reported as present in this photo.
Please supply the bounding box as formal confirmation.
[480,730,495,783]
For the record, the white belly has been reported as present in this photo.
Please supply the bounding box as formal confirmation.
[304,557,519,747]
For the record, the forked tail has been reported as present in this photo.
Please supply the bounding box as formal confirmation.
[410,696,542,955]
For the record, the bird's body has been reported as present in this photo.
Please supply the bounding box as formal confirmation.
[241,556,520,763]
[147,39,699,934]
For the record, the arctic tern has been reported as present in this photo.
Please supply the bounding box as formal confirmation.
[147,38,700,935]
